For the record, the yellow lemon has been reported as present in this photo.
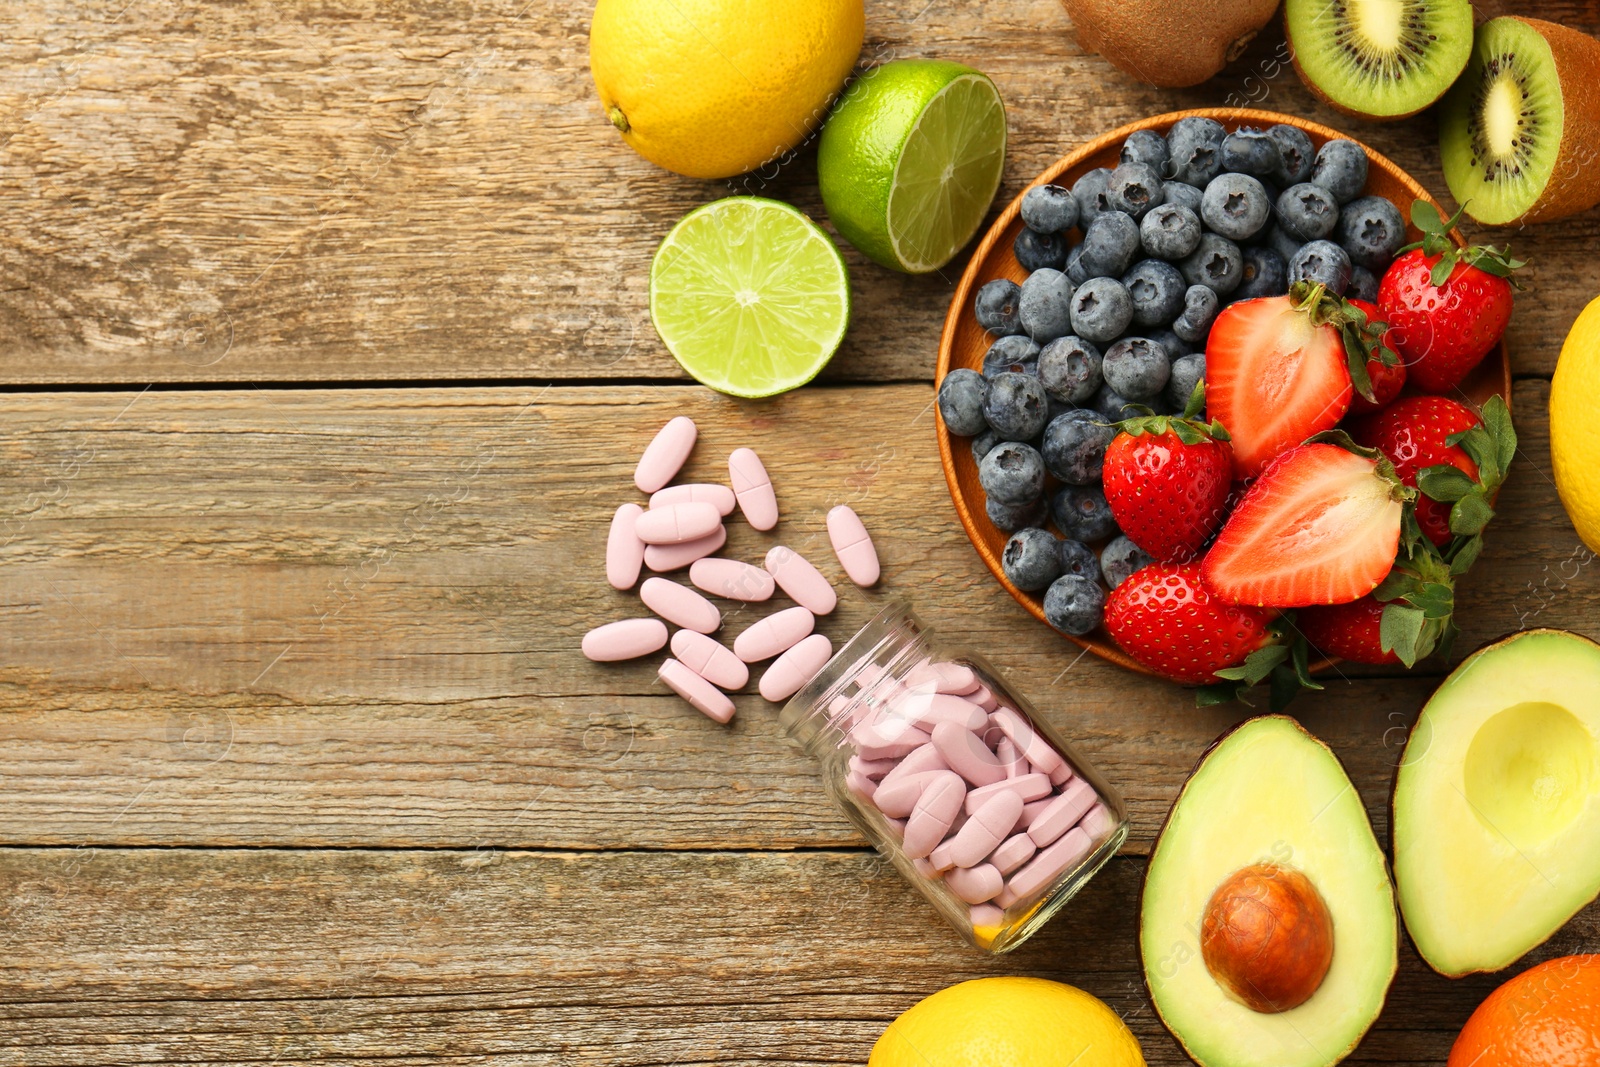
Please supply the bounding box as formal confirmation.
[588,0,864,180]
[1551,294,1600,551]
[870,977,1146,1067]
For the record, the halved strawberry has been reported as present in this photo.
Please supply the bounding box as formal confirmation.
[1202,440,1410,608]
[1103,562,1275,684]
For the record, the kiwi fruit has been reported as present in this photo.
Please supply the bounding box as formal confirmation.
[1440,16,1600,226]
[1284,0,1474,120]
[1060,0,1279,88]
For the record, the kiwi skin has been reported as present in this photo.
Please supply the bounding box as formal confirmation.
[1491,17,1600,225]
[1285,0,1471,123]
[1060,0,1280,89]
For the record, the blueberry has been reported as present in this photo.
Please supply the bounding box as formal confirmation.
[1105,162,1166,221]
[1015,228,1067,272]
[1139,203,1203,261]
[1064,243,1089,286]
[1038,335,1103,404]
[1020,184,1080,235]
[1167,116,1226,189]
[1120,129,1170,172]
[1275,182,1340,242]
[937,368,989,436]
[971,428,1002,464]
[1219,127,1283,179]
[1161,180,1204,215]
[1149,327,1193,359]
[1057,538,1103,585]
[1311,139,1368,204]
[1003,527,1064,591]
[1233,246,1289,301]
[1201,173,1271,242]
[1041,407,1115,484]
[1171,284,1219,345]
[1336,195,1406,272]
[1069,276,1135,344]
[980,440,1048,507]
[1264,224,1303,266]
[1123,258,1187,328]
[982,335,1041,379]
[1102,336,1170,401]
[1078,210,1141,278]
[986,495,1049,533]
[1165,352,1206,411]
[1101,535,1155,589]
[1347,263,1379,303]
[1267,124,1316,186]
[1094,381,1140,422]
[1180,233,1244,296]
[983,371,1050,441]
[973,278,1022,337]
[1019,269,1076,344]
[1072,168,1114,223]
[1288,239,1353,294]
[1043,573,1106,636]
[1052,484,1119,543]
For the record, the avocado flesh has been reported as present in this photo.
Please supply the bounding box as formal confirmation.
[1394,629,1600,977]
[1141,716,1397,1067]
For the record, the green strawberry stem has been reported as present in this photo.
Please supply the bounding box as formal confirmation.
[1114,380,1230,445]
[1399,199,1527,289]
[1288,281,1399,403]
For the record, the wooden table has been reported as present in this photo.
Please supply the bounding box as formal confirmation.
[3,1,1598,1062]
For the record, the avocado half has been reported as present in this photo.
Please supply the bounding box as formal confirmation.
[1140,716,1398,1067]
[1393,628,1600,977]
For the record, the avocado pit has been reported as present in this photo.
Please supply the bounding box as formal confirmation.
[1200,863,1334,1013]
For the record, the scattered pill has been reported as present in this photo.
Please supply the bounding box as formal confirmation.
[826,505,881,587]
[1079,802,1118,841]
[635,416,697,493]
[903,771,967,859]
[893,692,988,732]
[670,630,748,691]
[582,618,670,662]
[1009,827,1093,901]
[764,546,837,615]
[640,577,722,634]
[689,557,775,602]
[728,448,779,530]
[965,773,1052,815]
[946,862,1004,905]
[650,483,736,516]
[931,721,1007,788]
[759,633,833,702]
[947,791,1026,868]
[1027,778,1098,848]
[606,503,647,590]
[658,657,734,724]
[989,832,1038,876]
[635,501,722,545]
[644,527,727,572]
[733,605,815,663]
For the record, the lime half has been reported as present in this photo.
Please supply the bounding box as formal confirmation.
[819,60,1007,274]
[649,197,851,399]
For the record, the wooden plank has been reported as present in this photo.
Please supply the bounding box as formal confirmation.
[1,382,1589,850]
[0,847,1594,1064]
[1,2,1593,383]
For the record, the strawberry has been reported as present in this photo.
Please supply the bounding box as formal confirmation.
[1201,439,1410,608]
[1343,298,1406,417]
[1377,201,1521,395]
[1104,562,1275,684]
[1350,395,1479,546]
[1102,389,1233,563]
[1295,596,1399,665]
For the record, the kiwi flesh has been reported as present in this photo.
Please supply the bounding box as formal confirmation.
[1285,0,1474,120]
[1441,17,1600,226]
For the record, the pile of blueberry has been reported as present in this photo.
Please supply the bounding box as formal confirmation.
[937,119,1407,638]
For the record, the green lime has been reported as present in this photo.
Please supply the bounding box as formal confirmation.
[649,197,851,399]
[818,59,1007,275]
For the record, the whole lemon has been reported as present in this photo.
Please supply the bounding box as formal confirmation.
[870,977,1145,1067]
[1551,295,1600,552]
[588,0,864,180]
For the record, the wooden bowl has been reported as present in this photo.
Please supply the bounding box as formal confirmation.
[935,108,1513,679]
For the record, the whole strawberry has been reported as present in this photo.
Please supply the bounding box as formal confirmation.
[1351,395,1479,546]
[1343,298,1406,417]
[1104,562,1275,684]
[1295,596,1398,665]
[1378,202,1521,394]
[1102,392,1233,563]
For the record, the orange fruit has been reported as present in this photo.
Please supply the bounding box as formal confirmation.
[1449,954,1600,1067]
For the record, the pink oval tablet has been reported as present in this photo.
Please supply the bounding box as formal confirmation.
[912,857,938,880]
[826,505,881,587]
[892,692,987,732]
[947,791,1026,868]
[931,721,1006,788]
[689,557,776,602]
[873,769,943,819]
[946,862,1004,905]
[877,743,948,793]
[928,842,959,872]
[996,737,1029,779]
[581,618,669,662]
[1016,798,1052,832]
[902,771,967,859]
[969,902,1004,929]
[849,755,898,781]
[728,448,779,531]
[1078,802,1118,842]
[644,526,727,572]
[639,577,721,634]
[670,629,748,691]
[905,660,978,695]
[650,483,735,516]
[732,605,814,663]
[964,773,1052,815]
[658,658,734,724]
[764,546,837,615]
[606,503,647,590]
[968,684,999,712]
[634,416,697,494]
[759,633,833,702]
[1047,761,1074,787]
[990,832,1038,876]
[634,502,722,546]
[1026,778,1098,849]
[1009,827,1093,902]
[854,727,932,762]
[991,707,1066,777]
[845,770,877,800]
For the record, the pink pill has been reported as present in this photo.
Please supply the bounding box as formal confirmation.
[968,684,999,712]
[995,884,1019,910]
[606,503,647,590]
[643,526,726,572]
[1017,798,1052,832]
[946,863,1003,905]
[849,755,898,780]
[826,505,881,587]
[854,728,932,762]
[764,546,837,615]
[925,662,980,695]
[1027,778,1098,848]
[1047,761,1074,787]
[912,857,938,880]
[732,606,814,663]
[640,577,721,634]
[991,707,1066,777]
[884,817,906,840]
[928,842,959,872]
[634,416,697,494]
[947,791,1026,868]
[635,502,722,545]
[878,743,948,792]
[689,557,775,602]
[581,618,669,662]
[670,629,748,691]
[846,770,877,800]
[728,448,779,531]
[759,633,833,702]
[892,692,988,732]
[851,713,924,750]
[903,771,966,859]
[996,737,1029,778]
[650,483,735,516]
[873,769,943,819]
[931,721,1006,788]
[1079,802,1118,842]
[990,832,1038,876]
[658,658,734,724]
[969,902,1004,929]
[965,773,1052,815]
[1009,827,1093,901]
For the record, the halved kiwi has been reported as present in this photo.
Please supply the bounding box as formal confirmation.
[1285,0,1474,121]
[1441,16,1600,226]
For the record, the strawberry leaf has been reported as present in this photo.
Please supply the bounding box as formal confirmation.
[1449,492,1495,536]
[1269,664,1304,712]
[1381,603,1427,667]
[1182,379,1207,420]
[1448,533,1484,576]
[1417,464,1477,502]
[1213,643,1290,685]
